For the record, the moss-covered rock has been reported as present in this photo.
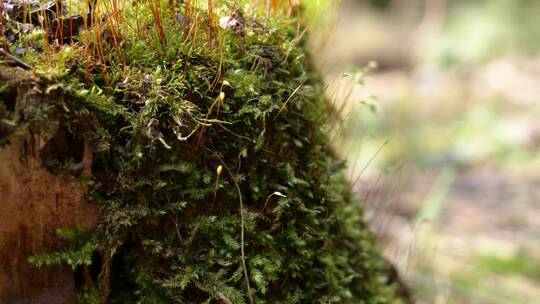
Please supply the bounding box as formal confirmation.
[1,1,404,303]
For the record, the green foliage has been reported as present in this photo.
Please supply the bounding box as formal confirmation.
[28,226,98,269]
[428,0,540,66]
[369,0,392,9]
[477,252,540,282]
[77,288,101,304]
[3,0,402,303]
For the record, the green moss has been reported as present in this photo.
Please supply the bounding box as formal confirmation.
[2,1,402,303]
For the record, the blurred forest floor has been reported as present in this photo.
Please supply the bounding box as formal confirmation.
[312,0,540,303]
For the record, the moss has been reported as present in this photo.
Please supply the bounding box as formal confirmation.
[2,0,403,303]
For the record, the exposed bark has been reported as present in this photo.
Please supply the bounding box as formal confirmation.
[0,124,99,303]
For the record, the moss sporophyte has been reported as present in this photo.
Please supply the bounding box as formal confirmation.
[1,0,405,303]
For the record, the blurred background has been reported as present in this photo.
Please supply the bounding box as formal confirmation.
[310,0,540,303]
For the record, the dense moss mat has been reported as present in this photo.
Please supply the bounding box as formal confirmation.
[2,1,403,303]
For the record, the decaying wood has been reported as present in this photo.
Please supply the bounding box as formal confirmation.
[0,74,100,303]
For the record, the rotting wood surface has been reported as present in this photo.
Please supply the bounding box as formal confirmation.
[0,132,99,303]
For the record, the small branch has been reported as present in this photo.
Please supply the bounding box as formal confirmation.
[98,249,112,304]
[171,215,183,242]
[0,48,32,70]
[219,124,256,143]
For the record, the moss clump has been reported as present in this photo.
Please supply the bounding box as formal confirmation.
[2,0,403,303]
